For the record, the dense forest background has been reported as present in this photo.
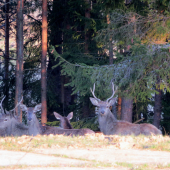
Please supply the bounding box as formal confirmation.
[0,0,170,134]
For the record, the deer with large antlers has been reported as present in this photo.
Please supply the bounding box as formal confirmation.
[90,83,162,136]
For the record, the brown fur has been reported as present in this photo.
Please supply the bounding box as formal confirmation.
[42,126,95,136]
[54,112,73,129]
[90,98,162,136]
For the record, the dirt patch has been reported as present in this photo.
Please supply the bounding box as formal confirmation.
[0,149,127,170]
[1,148,170,170]
[35,147,170,165]
[0,150,86,166]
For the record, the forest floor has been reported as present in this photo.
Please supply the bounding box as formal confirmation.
[0,134,170,170]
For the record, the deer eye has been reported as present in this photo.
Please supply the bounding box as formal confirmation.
[4,118,8,122]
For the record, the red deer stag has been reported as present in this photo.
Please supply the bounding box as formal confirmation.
[90,83,162,136]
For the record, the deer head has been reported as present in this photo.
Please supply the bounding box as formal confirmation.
[20,103,42,122]
[90,83,117,116]
[54,112,73,129]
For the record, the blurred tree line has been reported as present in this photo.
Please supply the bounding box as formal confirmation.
[0,0,170,134]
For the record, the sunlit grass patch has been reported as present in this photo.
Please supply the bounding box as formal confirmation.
[0,134,170,152]
[0,164,61,170]
[116,162,170,170]
[156,163,170,169]
[116,162,135,169]
[0,134,109,151]
[134,135,170,151]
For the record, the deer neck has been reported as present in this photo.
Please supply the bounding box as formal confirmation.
[62,118,72,129]
[9,118,22,136]
[6,118,14,135]
[98,110,118,135]
[28,114,42,136]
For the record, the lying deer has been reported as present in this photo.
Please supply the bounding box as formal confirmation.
[0,114,29,136]
[90,83,162,136]
[54,112,73,129]
[20,103,95,136]
[0,97,29,136]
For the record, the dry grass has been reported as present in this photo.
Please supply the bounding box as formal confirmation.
[0,134,169,152]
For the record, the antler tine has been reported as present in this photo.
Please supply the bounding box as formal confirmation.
[9,96,23,116]
[90,83,100,101]
[106,82,117,102]
[0,96,6,114]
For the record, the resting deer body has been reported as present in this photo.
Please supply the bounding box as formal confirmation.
[90,84,162,136]
[0,114,29,136]
[20,104,95,136]
[53,111,95,135]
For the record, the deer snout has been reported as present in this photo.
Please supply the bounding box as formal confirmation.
[27,113,33,122]
[100,110,105,115]
[28,117,32,122]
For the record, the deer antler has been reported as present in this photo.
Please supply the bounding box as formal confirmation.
[90,83,101,101]
[7,96,23,116]
[0,96,6,115]
[106,82,117,102]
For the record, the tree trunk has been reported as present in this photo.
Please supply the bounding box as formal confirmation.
[41,0,48,125]
[121,97,133,123]
[15,0,24,122]
[82,96,91,118]
[85,0,90,53]
[153,83,162,128]
[117,95,122,120]
[5,0,9,109]
[106,14,113,65]
[47,0,63,116]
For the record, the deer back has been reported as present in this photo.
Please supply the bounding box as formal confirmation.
[43,126,95,136]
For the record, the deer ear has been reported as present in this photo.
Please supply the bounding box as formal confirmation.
[67,112,73,120]
[90,97,99,106]
[54,112,62,120]
[108,98,117,106]
[34,103,42,112]
[20,104,28,112]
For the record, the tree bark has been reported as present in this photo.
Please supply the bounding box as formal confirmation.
[121,97,133,123]
[106,14,113,65]
[153,83,162,128]
[15,0,24,122]
[5,0,9,109]
[85,0,90,53]
[117,95,122,120]
[41,0,48,125]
